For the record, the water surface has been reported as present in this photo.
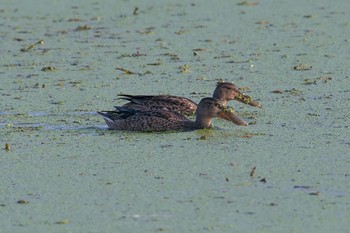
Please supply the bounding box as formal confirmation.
[1,0,349,232]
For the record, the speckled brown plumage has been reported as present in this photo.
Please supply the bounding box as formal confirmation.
[118,82,261,116]
[98,97,246,132]
[119,95,197,116]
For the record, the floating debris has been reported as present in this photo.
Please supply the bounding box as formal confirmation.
[319,76,332,82]
[5,143,10,151]
[75,25,91,31]
[161,53,179,61]
[91,16,100,21]
[272,89,283,94]
[68,18,82,22]
[136,27,155,35]
[130,51,147,57]
[250,166,256,177]
[292,64,312,71]
[237,1,259,6]
[303,15,314,18]
[41,66,57,72]
[133,7,139,15]
[179,64,190,73]
[17,200,29,204]
[116,67,141,75]
[240,133,254,138]
[20,39,44,52]
[146,61,162,66]
[192,48,206,52]
[260,178,267,183]
[175,29,188,35]
[285,88,303,96]
[33,82,44,88]
[294,185,312,189]
[55,219,70,224]
[69,80,83,87]
[256,20,270,25]
[309,192,320,196]
[304,79,317,85]
[303,76,332,85]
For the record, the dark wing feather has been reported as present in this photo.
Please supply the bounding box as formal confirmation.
[118,94,197,115]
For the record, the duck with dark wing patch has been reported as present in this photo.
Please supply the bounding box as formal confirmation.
[98,97,247,132]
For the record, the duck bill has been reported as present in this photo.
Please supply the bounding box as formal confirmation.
[234,92,262,108]
[218,110,248,126]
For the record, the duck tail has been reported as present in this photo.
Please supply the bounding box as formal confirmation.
[97,111,115,123]
[118,94,134,101]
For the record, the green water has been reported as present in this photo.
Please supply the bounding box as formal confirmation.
[1,0,349,232]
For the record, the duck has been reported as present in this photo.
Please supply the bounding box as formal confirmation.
[97,97,248,132]
[118,82,262,116]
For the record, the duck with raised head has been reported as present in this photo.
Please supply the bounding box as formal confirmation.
[118,82,262,116]
[98,97,248,132]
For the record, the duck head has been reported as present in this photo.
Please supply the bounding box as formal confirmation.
[195,97,248,127]
[213,82,262,108]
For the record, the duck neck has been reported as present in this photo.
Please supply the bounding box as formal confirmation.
[194,115,212,128]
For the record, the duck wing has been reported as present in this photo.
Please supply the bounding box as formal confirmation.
[98,107,191,131]
[118,94,197,115]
